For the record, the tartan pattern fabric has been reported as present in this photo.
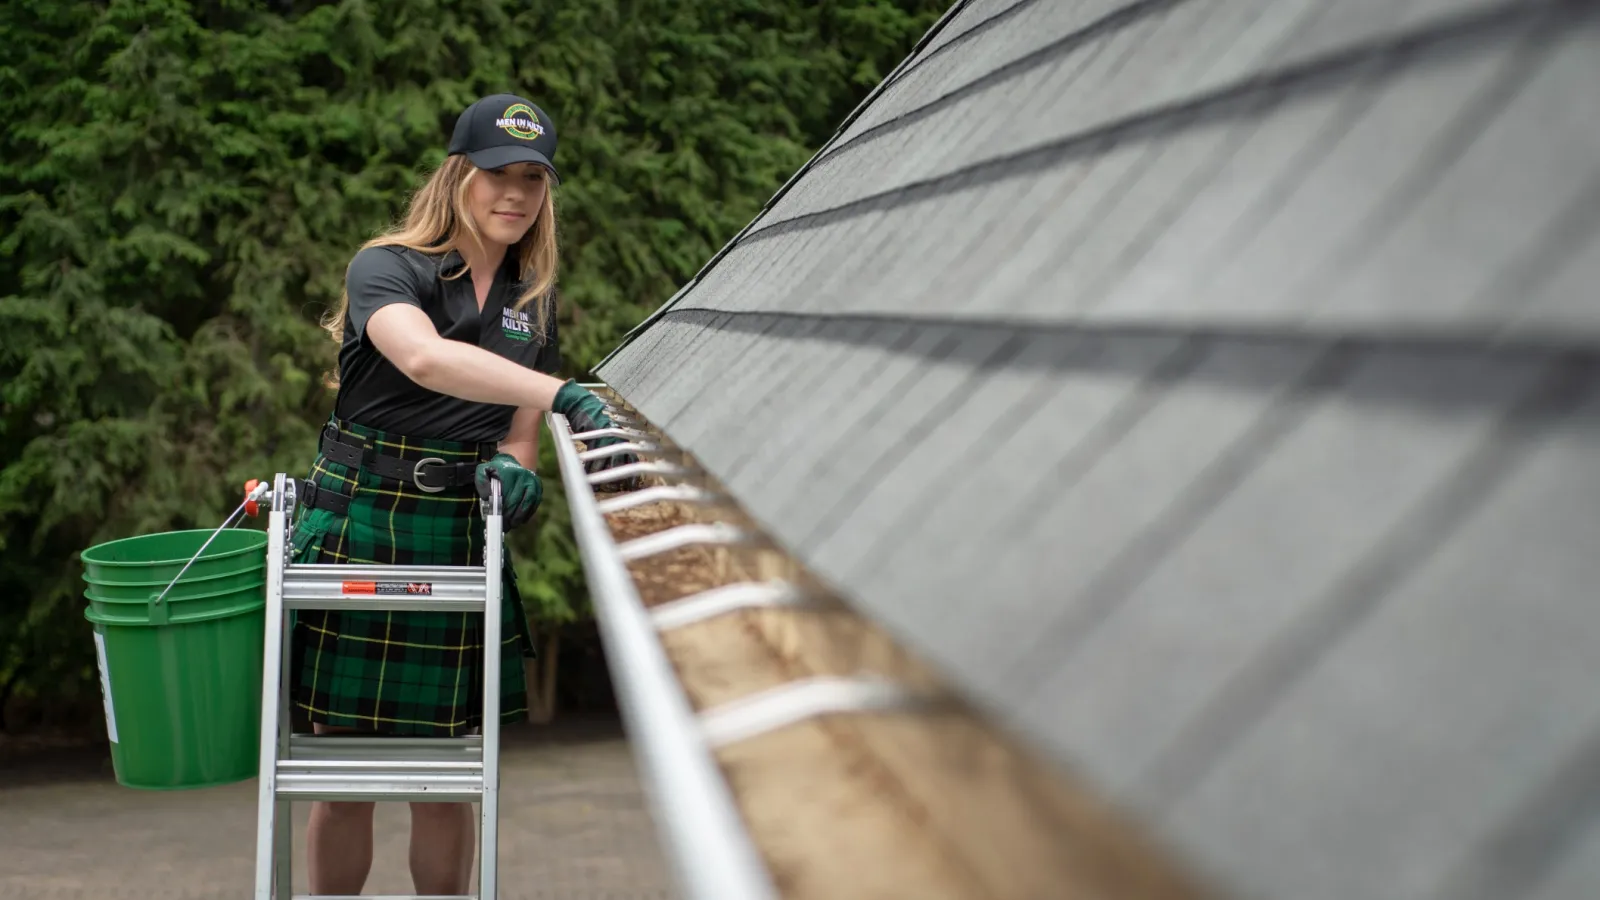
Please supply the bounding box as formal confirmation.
[289,417,533,737]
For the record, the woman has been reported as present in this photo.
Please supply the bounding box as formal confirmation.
[288,92,630,896]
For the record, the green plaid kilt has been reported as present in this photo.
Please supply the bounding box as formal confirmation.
[288,417,533,737]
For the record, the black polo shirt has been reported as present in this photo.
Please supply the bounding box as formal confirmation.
[333,244,562,442]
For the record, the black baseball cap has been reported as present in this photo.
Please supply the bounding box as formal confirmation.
[447,93,560,183]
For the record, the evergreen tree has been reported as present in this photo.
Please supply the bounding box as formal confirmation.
[0,0,948,731]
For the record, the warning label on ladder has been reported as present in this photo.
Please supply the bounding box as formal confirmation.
[93,630,118,744]
[341,581,433,595]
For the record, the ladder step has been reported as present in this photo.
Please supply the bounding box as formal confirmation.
[288,563,489,580]
[283,563,488,612]
[287,734,482,763]
[293,895,475,899]
[274,760,484,801]
[275,734,486,802]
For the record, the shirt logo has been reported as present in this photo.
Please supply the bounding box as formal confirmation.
[495,103,545,141]
[501,307,534,342]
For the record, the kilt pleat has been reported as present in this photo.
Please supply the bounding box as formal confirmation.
[288,418,533,737]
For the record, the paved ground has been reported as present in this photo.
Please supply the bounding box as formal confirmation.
[0,718,674,899]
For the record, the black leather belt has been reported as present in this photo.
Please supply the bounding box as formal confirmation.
[298,478,351,516]
[300,424,496,515]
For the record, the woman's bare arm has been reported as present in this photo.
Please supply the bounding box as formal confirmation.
[363,303,563,411]
[498,405,541,471]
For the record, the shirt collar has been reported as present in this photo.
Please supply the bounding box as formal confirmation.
[435,246,520,283]
[438,248,468,278]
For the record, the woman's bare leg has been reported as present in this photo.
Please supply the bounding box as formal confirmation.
[409,801,476,894]
[305,723,375,894]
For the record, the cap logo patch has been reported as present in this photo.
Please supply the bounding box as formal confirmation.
[495,103,545,141]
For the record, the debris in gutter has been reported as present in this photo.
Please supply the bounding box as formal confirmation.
[594,449,1220,900]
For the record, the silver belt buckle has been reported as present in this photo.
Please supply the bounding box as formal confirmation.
[413,456,448,493]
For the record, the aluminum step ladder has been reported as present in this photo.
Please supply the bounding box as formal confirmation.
[250,473,506,899]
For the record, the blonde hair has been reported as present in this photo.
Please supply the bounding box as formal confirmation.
[321,153,558,352]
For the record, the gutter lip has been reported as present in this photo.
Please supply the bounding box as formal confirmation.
[544,407,779,900]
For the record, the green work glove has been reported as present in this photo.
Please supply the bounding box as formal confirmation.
[475,453,543,529]
[552,379,638,476]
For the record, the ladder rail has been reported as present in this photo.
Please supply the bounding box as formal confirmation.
[254,473,290,900]
[274,478,298,900]
[478,481,504,900]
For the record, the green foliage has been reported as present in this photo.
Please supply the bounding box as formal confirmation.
[0,0,947,731]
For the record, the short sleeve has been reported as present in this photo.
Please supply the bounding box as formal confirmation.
[532,295,563,374]
[344,246,426,340]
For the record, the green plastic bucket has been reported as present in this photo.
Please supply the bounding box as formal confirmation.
[80,527,269,790]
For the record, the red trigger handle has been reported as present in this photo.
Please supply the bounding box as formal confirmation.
[244,480,262,517]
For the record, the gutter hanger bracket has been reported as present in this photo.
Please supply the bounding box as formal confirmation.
[651,581,819,632]
[699,675,947,750]
[572,426,649,443]
[616,523,755,563]
[595,484,725,516]
[588,460,689,487]
[578,440,663,463]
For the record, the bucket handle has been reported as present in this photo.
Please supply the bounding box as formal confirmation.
[147,481,272,614]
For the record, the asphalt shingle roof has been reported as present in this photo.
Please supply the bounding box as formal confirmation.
[597,2,1600,898]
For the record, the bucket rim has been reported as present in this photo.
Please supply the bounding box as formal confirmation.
[84,601,265,628]
[83,576,266,606]
[80,527,268,568]
[83,565,265,590]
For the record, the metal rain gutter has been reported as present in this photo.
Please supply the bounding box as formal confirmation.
[544,405,779,900]
[548,383,1111,898]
